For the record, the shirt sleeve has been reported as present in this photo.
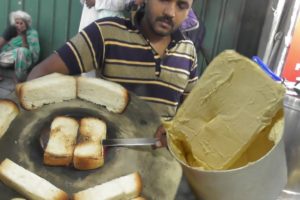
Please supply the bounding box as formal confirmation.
[56,21,105,75]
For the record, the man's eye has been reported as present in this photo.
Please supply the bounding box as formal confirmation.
[178,3,189,10]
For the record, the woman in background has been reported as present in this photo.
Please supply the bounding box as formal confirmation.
[0,10,40,82]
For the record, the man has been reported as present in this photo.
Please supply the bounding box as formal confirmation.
[27,0,198,146]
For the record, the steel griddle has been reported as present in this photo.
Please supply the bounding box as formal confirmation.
[0,94,182,199]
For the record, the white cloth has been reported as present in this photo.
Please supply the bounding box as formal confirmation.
[95,0,129,11]
[78,0,131,31]
[0,50,14,68]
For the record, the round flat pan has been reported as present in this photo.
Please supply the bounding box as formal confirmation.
[0,94,181,199]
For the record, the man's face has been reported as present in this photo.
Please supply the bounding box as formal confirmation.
[144,0,193,37]
[15,18,27,34]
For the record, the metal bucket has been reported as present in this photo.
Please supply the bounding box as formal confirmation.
[168,119,287,200]
[281,94,300,198]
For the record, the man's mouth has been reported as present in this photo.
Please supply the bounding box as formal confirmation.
[157,18,173,29]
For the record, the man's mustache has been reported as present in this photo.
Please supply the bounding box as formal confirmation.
[156,16,174,28]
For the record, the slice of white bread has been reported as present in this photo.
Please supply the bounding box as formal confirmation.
[0,99,20,139]
[17,73,76,110]
[15,73,64,98]
[0,158,68,200]
[77,77,129,113]
[73,172,142,200]
[73,117,107,170]
[44,116,79,166]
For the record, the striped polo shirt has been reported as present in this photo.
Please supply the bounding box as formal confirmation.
[57,16,199,119]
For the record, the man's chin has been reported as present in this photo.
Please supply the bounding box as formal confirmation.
[154,29,173,37]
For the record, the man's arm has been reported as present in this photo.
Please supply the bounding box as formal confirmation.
[27,53,70,80]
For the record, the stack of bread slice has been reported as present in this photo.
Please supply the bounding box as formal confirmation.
[0,99,20,139]
[44,116,79,166]
[73,117,107,170]
[43,116,107,170]
[16,73,129,113]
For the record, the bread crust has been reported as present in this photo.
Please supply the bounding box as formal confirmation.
[0,99,20,138]
[0,99,20,114]
[43,153,73,166]
[18,85,29,110]
[120,89,129,113]
[73,142,104,170]
[133,172,143,196]
[15,83,22,98]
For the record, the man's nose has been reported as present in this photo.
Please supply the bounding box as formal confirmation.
[163,3,176,18]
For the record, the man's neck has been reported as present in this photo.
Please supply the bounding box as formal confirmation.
[140,18,171,56]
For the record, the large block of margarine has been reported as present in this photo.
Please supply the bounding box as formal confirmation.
[167,50,285,170]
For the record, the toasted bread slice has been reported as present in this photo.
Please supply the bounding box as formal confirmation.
[77,77,129,113]
[0,158,68,200]
[44,116,79,166]
[18,73,76,110]
[73,117,106,170]
[0,99,20,139]
[73,172,142,200]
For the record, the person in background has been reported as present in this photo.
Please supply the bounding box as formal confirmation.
[28,0,197,147]
[0,10,40,82]
[79,0,131,31]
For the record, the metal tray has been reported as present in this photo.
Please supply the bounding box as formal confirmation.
[0,95,181,199]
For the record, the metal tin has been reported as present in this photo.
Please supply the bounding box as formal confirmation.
[280,94,300,199]
[167,117,287,200]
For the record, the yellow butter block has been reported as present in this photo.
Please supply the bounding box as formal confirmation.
[167,50,285,170]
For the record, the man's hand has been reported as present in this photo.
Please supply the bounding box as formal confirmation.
[153,125,167,149]
[2,25,18,41]
[85,0,95,8]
